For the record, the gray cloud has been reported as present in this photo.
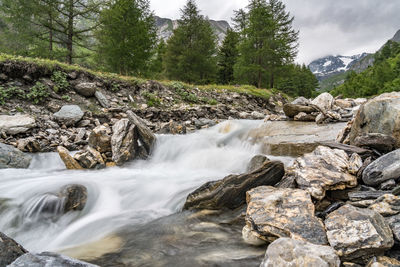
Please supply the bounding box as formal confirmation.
[150,0,400,64]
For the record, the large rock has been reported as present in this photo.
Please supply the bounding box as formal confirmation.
[246,155,269,172]
[0,143,32,169]
[94,91,110,108]
[0,232,27,267]
[0,114,36,135]
[126,110,156,155]
[386,214,400,242]
[88,125,111,153]
[312,92,334,112]
[74,82,97,97]
[362,149,400,186]
[354,133,396,154]
[53,105,84,126]
[111,119,137,165]
[325,204,394,263]
[349,92,400,147]
[74,147,105,169]
[283,103,316,118]
[9,252,99,267]
[289,146,357,200]
[183,161,285,210]
[57,146,83,170]
[260,238,340,267]
[61,184,87,212]
[245,186,328,245]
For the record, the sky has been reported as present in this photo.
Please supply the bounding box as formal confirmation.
[150,0,400,64]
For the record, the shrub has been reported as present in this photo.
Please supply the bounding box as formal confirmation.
[51,71,69,93]
[141,90,161,107]
[27,82,49,104]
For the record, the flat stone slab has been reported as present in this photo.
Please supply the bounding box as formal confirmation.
[0,114,36,134]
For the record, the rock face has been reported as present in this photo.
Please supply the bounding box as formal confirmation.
[0,114,36,134]
[260,238,340,267]
[0,143,32,169]
[311,92,334,112]
[53,105,84,126]
[9,252,99,267]
[245,186,328,245]
[74,82,97,97]
[57,146,83,170]
[289,146,357,200]
[0,232,27,267]
[111,119,137,165]
[183,161,285,210]
[349,92,400,147]
[61,184,87,212]
[362,149,400,186]
[325,204,394,263]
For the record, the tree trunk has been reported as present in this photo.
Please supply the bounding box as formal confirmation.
[270,72,274,89]
[66,0,74,64]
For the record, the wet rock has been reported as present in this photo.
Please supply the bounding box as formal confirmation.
[325,204,394,263]
[283,103,316,118]
[126,110,156,155]
[0,232,28,267]
[242,225,266,246]
[354,133,397,154]
[88,125,111,153]
[246,155,269,172]
[312,92,334,112]
[16,137,41,153]
[95,91,110,108]
[61,184,87,212]
[0,114,36,135]
[260,238,340,267]
[290,146,357,200]
[245,186,328,245]
[74,149,101,169]
[53,105,84,126]
[349,153,363,175]
[349,92,400,147]
[366,256,400,267]
[183,161,285,210]
[57,146,83,170]
[74,82,97,97]
[0,143,32,169]
[111,119,137,165]
[362,149,400,186]
[9,252,99,267]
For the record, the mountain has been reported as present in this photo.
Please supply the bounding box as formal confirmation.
[155,16,230,45]
[390,29,400,42]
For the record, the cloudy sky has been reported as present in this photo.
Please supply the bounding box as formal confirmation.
[150,0,400,64]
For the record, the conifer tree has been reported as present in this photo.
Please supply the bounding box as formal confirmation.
[217,29,239,84]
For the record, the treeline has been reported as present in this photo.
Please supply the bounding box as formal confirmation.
[0,0,318,96]
[332,40,400,98]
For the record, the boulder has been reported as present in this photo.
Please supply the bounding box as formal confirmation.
[283,103,316,118]
[88,125,111,153]
[294,112,317,121]
[74,82,97,97]
[290,146,357,200]
[57,146,83,170]
[354,133,396,154]
[111,119,137,165]
[335,99,354,109]
[61,184,87,212]
[348,92,400,147]
[325,204,394,263]
[312,92,334,112]
[74,147,105,169]
[16,137,41,153]
[0,232,27,267]
[260,238,340,267]
[9,252,99,267]
[366,256,400,267]
[0,143,32,169]
[246,155,269,172]
[0,114,36,135]
[292,96,310,106]
[127,110,156,155]
[53,105,84,126]
[362,149,400,186]
[245,186,328,245]
[183,161,285,210]
[94,91,110,108]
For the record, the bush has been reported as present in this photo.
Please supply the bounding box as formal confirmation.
[141,90,161,107]
[0,86,25,105]
[27,82,49,104]
[51,71,69,93]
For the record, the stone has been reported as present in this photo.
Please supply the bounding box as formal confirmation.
[368,194,400,216]
[57,146,83,170]
[320,142,374,160]
[0,143,32,169]
[53,105,84,126]
[8,252,99,267]
[245,186,328,245]
[246,155,269,172]
[260,238,340,267]
[242,225,266,246]
[61,184,87,212]
[354,133,396,154]
[335,99,354,109]
[386,214,400,242]
[183,161,285,210]
[294,112,317,121]
[0,114,36,135]
[126,110,156,155]
[316,113,326,124]
[362,149,400,186]
[290,146,357,200]
[348,92,400,147]
[251,111,265,119]
[292,96,310,106]
[366,256,400,267]
[325,204,394,263]
[111,119,137,165]
[283,103,316,118]
[380,179,396,191]
[95,91,110,108]
[0,232,28,267]
[312,92,334,112]
[74,82,97,97]
[349,153,363,175]
[88,125,111,153]
[16,137,41,153]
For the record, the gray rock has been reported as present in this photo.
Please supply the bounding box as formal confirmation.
[0,232,27,267]
[260,238,340,267]
[0,143,32,169]
[0,114,36,135]
[74,82,97,97]
[312,92,334,112]
[292,96,310,106]
[111,119,137,165]
[94,91,110,108]
[362,149,400,186]
[335,99,354,109]
[126,111,156,155]
[368,194,400,217]
[53,105,84,126]
[60,184,87,212]
[283,103,316,118]
[366,256,400,267]
[325,204,394,263]
[8,252,99,267]
[183,161,284,210]
[354,133,397,154]
[245,186,328,245]
[386,214,400,242]
[246,155,269,172]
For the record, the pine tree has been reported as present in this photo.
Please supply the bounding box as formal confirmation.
[149,39,167,77]
[164,0,217,84]
[217,29,239,84]
[96,0,157,75]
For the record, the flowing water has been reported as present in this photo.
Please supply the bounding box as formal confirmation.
[0,120,294,262]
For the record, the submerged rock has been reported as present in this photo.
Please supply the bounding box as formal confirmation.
[9,252,99,267]
[362,149,400,186]
[57,146,83,170]
[0,114,36,135]
[245,186,328,245]
[183,161,285,210]
[325,204,393,263]
[0,143,32,169]
[260,238,340,267]
[53,105,84,126]
[61,184,87,212]
[0,232,27,267]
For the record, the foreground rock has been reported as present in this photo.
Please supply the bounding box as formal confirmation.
[0,232,27,266]
[9,252,99,267]
[53,105,84,126]
[0,143,32,169]
[111,119,137,165]
[126,110,156,155]
[0,114,36,135]
[362,149,400,186]
[245,186,328,245]
[57,146,83,170]
[325,204,393,263]
[61,184,88,212]
[354,133,396,154]
[183,161,284,210]
[288,146,357,200]
[260,238,340,267]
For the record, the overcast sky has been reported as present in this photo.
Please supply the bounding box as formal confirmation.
[150,0,400,64]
